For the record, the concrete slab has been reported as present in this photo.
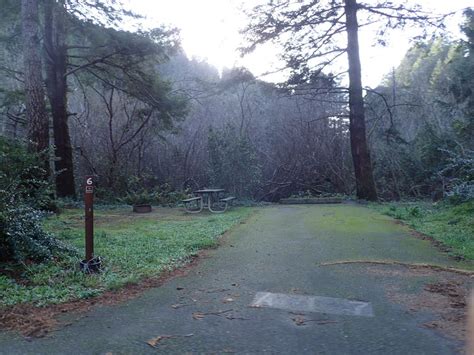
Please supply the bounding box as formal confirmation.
[250,291,374,317]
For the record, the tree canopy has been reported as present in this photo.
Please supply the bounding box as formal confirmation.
[242,0,447,201]
[0,0,471,204]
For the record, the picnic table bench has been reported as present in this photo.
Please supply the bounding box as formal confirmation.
[216,195,236,213]
[181,196,203,213]
[182,189,235,213]
[220,196,236,203]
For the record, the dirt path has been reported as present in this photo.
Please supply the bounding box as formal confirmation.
[0,204,471,354]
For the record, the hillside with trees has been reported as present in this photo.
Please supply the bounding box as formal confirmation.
[0,5,473,351]
[0,0,472,292]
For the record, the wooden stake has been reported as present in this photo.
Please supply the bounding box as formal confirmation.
[84,176,94,261]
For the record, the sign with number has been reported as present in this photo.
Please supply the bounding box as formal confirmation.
[84,176,95,261]
[85,176,94,194]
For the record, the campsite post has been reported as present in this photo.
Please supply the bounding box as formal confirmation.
[84,175,94,261]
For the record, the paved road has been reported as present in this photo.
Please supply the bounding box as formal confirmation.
[0,205,469,354]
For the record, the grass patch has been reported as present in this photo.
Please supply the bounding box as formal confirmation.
[0,207,252,307]
[372,201,474,260]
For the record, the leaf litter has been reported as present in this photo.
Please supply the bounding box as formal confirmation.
[383,271,472,341]
[192,309,233,320]
[290,313,338,326]
[146,333,193,348]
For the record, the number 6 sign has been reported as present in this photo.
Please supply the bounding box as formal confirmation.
[80,175,101,273]
[84,176,94,261]
[85,176,94,194]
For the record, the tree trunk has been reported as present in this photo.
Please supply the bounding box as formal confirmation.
[344,0,378,201]
[21,0,50,159]
[43,0,76,198]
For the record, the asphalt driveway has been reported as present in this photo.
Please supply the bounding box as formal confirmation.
[0,204,470,354]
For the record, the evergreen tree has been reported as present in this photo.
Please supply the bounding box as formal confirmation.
[243,0,446,201]
[21,0,49,158]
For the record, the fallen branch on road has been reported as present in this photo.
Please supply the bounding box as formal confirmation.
[192,309,233,320]
[318,260,474,276]
[291,315,338,326]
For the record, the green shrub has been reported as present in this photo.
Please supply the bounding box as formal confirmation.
[408,206,422,217]
[439,149,474,203]
[121,180,189,206]
[122,190,155,205]
[0,138,75,262]
[0,137,55,211]
[151,183,189,205]
[0,206,75,262]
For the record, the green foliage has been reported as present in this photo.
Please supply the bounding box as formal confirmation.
[150,183,189,205]
[439,149,474,203]
[208,126,262,198]
[121,189,188,206]
[0,138,75,262]
[0,206,252,306]
[122,176,189,206]
[290,191,348,199]
[375,201,474,260]
[0,137,53,210]
[369,13,474,200]
[66,23,188,197]
[0,206,74,263]
[122,190,154,205]
[70,22,187,128]
[0,0,21,59]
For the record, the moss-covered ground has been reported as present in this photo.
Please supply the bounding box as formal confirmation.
[0,207,252,307]
[372,201,474,260]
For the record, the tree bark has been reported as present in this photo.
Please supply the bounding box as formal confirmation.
[43,0,76,198]
[21,0,50,159]
[344,0,378,201]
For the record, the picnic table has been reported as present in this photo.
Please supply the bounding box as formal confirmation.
[182,188,235,213]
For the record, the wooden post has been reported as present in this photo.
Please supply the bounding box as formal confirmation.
[84,175,94,261]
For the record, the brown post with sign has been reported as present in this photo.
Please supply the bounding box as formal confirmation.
[84,175,94,261]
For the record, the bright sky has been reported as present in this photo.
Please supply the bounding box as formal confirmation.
[126,0,472,87]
